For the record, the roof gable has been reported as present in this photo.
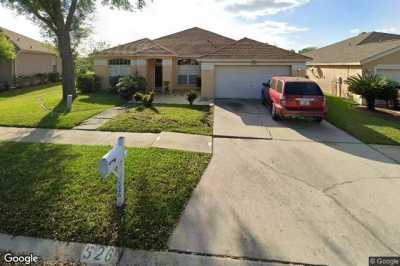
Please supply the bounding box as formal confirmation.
[305,32,400,64]
[100,38,176,56]
[0,27,57,55]
[201,38,310,60]
[154,27,235,57]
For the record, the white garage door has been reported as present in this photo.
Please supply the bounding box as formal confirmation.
[376,68,400,82]
[215,65,291,99]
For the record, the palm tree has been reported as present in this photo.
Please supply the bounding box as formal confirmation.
[345,74,385,110]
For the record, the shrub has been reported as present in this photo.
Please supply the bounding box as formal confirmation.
[379,78,399,109]
[109,76,121,94]
[187,90,198,106]
[116,76,147,101]
[142,92,155,107]
[48,72,61,83]
[346,74,385,110]
[15,75,30,88]
[77,72,100,93]
[134,92,144,102]
[34,73,47,85]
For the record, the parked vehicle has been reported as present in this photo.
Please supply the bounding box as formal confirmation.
[262,77,327,122]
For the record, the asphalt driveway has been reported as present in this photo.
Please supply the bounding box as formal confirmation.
[169,100,400,266]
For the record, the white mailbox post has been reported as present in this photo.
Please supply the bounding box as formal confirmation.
[66,94,73,112]
[99,137,127,208]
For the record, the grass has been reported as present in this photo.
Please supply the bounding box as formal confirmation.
[326,96,400,145]
[0,142,211,250]
[100,104,213,136]
[0,84,122,129]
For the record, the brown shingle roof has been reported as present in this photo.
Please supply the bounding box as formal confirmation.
[154,27,235,57]
[99,38,176,56]
[0,27,57,55]
[305,32,400,64]
[201,38,310,60]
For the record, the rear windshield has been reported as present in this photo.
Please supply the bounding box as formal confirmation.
[284,82,323,96]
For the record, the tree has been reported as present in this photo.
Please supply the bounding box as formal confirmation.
[346,74,385,111]
[0,30,16,63]
[299,47,317,54]
[0,0,146,99]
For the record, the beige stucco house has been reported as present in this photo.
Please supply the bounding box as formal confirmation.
[0,27,62,86]
[93,27,309,99]
[305,32,400,97]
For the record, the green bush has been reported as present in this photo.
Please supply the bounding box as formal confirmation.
[48,72,60,83]
[15,75,30,88]
[134,92,144,102]
[187,90,198,106]
[116,76,147,101]
[34,73,47,85]
[379,78,399,108]
[142,92,155,107]
[77,72,100,93]
[108,76,121,94]
[346,74,385,110]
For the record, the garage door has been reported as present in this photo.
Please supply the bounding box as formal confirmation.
[376,68,400,82]
[215,65,291,99]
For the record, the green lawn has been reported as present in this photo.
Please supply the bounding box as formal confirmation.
[0,84,122,129]
[100,104,213,136]
[326,96,400,145]
[0,142,210,249]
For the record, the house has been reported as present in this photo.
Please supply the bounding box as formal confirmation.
[93,27,310,99]
[305,32,400,97]
[0,27,62,87]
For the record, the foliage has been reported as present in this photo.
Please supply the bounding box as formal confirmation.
[187,90,198,106]
[116,76,147,101]
[48,72,61,83]
[0,30,15,62]
[299,47,317,54]
[345,74,385,110]
[109,76,122,94]
[0,0,147,98]
[100,104,213,136]
[0,84,121,129]
[326,96,400,145]
[75,56,94,75]
[77,71,100,93]
[34,73,48,85]
[142,91,155,107]
[0,142,211,250]
[379,78,399,109]
[134,92,144,102]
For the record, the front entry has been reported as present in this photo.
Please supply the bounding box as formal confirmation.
[155,59,163,88]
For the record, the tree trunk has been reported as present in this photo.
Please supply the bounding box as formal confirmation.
[57,30,76,100]
[366,97,375,111]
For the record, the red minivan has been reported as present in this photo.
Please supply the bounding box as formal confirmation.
[262,77,327,122]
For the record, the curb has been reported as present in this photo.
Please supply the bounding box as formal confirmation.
[0,234,306,266]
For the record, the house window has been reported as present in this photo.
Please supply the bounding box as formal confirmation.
[108,58,130,77]
[177,59,200,85]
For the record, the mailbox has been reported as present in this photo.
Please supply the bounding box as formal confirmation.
[99,137,127,207]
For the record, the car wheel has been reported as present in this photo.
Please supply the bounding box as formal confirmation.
[271,104,281,121]
[314,117,323,123]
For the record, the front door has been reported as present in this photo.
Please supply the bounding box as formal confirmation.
[155,60,163,88]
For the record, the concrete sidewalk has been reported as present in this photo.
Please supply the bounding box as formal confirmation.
[0,126,212,154]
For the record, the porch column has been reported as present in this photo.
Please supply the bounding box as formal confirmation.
[162,58,174,92]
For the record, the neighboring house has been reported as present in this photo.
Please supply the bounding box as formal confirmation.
[305,32,400,97]
[93,27,309,99]
[0,27,62,86]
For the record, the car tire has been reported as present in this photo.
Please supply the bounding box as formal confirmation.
[271,104,281,121]
[314,117,323,123]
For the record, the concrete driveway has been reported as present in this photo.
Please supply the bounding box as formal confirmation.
[169,100,400,266]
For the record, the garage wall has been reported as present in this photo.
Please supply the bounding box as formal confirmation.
[307,65,362,97]
[0,61,12,84]
[362,50,400,73]
[201,62,306,99]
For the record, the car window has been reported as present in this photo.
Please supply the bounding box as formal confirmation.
[284,82,323,96]
[277,80,283,93]
[269,79,275,90]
